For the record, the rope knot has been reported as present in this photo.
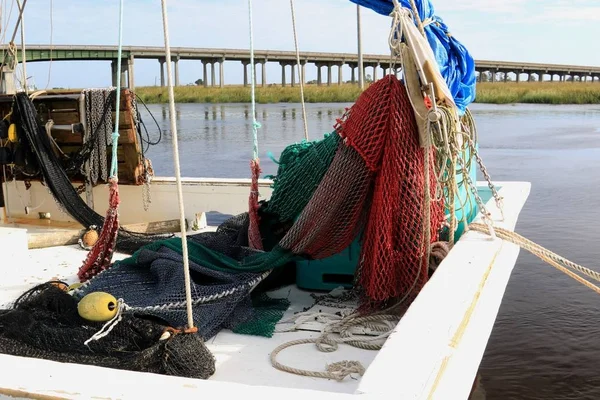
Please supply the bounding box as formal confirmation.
[84,299,127,346]
[253,121,262,130]
[326,360,365,381]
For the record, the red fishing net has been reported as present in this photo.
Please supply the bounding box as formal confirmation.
[248,159,263,250]
[337,76,445,306]
[78,177,121,282]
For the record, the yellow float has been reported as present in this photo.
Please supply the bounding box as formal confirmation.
[77,292,119,322]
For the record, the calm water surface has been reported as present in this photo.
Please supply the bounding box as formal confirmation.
[143,102,600,400]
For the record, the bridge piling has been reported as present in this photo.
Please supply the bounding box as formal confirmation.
[111,58,128,88]
[220,58,225,88]
[327,64,332,86]
[211,61,216,87]
[338,64,343,85]
[159,58,165,87]
[127,54,135,90]
[242,61,248,87]
[317,64,322,86]
[203,60,209,88]
[261,60,266,87]
[174,57,180,87]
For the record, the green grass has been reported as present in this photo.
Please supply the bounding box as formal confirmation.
[134,82,600,105]
[136,84,363,104]
[474,82,600,104]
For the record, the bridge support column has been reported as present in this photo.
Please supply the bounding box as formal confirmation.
[174,57,180,87]
[317,64,322,86]
[220,58,225,88]
[211,61,216,87]
[280,62,287,87]
[0,66,15,94]
[112,59,128,88]
[327,64,332,86]
[261,60,266,87]
[127,54,135,90]
[338,64,343,85]
[242,61,248,87]
[491,71,496,83]
[351,65,356,84]
[203,60,209,87]
[373,64,378,82]
[159,59,165,87]
[290,63,295,87]
[516,72,520,83]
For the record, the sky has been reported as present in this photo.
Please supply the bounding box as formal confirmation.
[5,0,600,89]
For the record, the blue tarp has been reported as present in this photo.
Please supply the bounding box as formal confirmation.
[350,0,476,114]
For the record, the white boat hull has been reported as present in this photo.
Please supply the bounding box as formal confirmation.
[0,178,530,399]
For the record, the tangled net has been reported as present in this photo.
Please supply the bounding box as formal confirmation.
[0,76,446,377]
[0,283,215,379]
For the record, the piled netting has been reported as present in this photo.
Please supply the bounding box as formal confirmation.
[337,75,445,304]
[0,76,444,376]
[0,283,216,379]
[264,132,341,223]
[75,75,443,314]
[13,93,170,254]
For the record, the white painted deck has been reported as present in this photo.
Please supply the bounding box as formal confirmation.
[0,180,531,399]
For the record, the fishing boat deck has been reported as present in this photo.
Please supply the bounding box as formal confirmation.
[0,181,531,399]
[0,242,377,395]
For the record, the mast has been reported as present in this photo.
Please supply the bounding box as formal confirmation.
[357,4,364,89]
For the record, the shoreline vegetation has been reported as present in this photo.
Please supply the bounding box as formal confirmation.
[135,82,600,105]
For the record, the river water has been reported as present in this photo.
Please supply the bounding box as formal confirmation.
[143,102,600,400]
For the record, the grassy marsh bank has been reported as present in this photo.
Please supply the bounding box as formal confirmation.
[135,82,600,105]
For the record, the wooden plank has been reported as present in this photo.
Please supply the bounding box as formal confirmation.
[52,129,83,144]
[49,110,80,125]
[27,219,187,249]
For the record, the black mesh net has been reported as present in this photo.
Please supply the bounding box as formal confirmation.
[13,92,169,254]
[0,283,216,379]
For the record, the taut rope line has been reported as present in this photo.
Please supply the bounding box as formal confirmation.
[160,0,195,330]
[289,0,309,141]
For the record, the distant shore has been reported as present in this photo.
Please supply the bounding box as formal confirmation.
[135,82,600,105]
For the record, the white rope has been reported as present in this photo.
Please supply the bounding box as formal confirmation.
[15,0,26,93]
[44,0,53,90]
[83,299,128,346]
[247,0,261,160]
[160,0,194,331]
[271,310,400,380]
[289,0,308,141]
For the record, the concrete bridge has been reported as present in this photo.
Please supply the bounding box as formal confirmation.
[3,45,600,88]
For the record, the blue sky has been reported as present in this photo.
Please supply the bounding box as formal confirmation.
[7,0,600,89]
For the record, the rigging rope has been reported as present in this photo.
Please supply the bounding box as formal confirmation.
[160,0,195,331]
[16,0,26,93]
[289,0,308,141]
[110,0,124,179]
[248,0,260,162]
[247,0,263,250]
[44,0,53,90]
